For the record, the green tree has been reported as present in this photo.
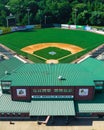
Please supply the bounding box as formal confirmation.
[0,0,104,26]
[90,11,104,25]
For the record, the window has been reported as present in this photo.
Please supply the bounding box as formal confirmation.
[94,80,104,86]
[63,89,68,92]
[12,113,15,116]
[2,86,10,90]
[58,89,63,92]
[7,113,10,116]
[1,113,4,116]
[94,80,104,90]
[47,89,51,92]
[67,89,73,92]
[33,89,37,93]
[1,80,11,94]
[37,89,42,92]
[54,89,58,92]
[42,89,47,92]
[18,113,21,116]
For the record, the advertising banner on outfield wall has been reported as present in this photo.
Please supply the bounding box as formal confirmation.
[84,25,91,31]
[11,25,35,32]
[2,28,11,34]
[53,24,61,28]
[0,30,3,34]
[11,27,18,32]
[61,24,70,29]
[34,24,41,29]
[26,25,34,30]
[16,26,27,31]
[69,25,76,29]
[76,25,84,30]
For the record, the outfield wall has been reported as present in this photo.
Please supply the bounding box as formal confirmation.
[0,24,91,35]
[61,24,91,31]
[0,25,40,35]
[1,24,104,36]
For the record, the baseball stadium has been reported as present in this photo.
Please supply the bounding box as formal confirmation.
[0,25,104,124]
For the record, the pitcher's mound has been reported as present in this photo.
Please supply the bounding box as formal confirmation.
[46,59,59,64]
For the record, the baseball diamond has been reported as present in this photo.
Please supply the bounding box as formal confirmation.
[33,47,71,59]
[0,28,104,63]
[21,43,83,63]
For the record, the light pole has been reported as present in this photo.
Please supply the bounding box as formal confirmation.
[38,9,41,24]
[74,9,77,25]
[5,5,10,27]
[6,17,9,27]
[27,8,30,25]
[45,15,47,24]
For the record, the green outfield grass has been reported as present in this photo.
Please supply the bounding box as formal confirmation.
[0,28,104,63]
[33,47,71,59]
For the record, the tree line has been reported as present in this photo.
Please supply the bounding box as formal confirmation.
[0,0,104,26]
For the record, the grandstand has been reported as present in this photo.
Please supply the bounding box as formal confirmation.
[0,44,16,60]
[90,44,104,58]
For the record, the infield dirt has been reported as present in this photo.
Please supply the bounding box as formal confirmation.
[21,43,83,54]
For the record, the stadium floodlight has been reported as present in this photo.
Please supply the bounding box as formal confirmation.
[45,15,47,24]
[73,8,77,25]
[27,8,30,25]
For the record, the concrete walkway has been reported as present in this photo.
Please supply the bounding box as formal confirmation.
[0,119,104,130]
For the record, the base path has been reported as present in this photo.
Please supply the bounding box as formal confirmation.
[21,43,83,54]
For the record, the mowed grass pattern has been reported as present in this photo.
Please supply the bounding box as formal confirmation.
[0,28,104,62]
[33,47,71,59]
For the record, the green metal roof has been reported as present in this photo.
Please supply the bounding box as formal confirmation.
[75,93,104,113]
[80,57,104,72]
[1,63,94,86]
[1,57,104,86]
[0,94,75,116]
[30,99,75,116]
[0,57,24,79]
[80,57,104,80]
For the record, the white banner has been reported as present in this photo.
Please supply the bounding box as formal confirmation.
[69,25,76,29]
[79,89,88,96]
[61,24,69,29]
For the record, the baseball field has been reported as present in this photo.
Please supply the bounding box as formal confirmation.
[0,28,104,63]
